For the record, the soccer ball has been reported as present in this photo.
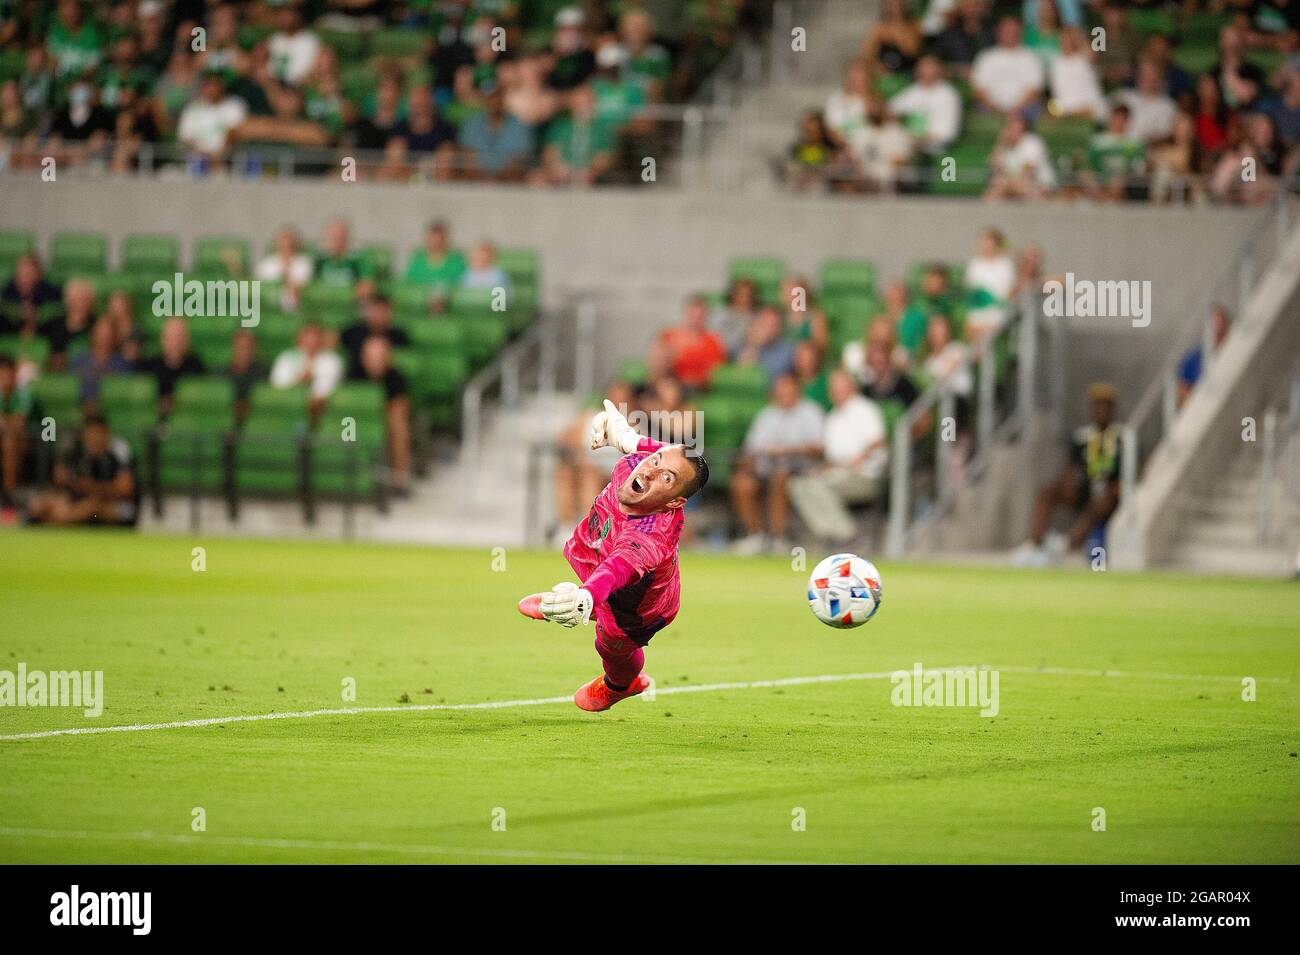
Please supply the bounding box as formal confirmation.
[807,553,883,629]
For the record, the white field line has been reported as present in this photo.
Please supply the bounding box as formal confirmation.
[0,664,1286,743]
[0,826,794,865]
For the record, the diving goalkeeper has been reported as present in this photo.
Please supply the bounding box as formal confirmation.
[519,400,709,712]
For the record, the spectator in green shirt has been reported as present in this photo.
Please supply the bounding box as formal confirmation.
[404,221,467,308]
[46,0,104,80]
[535,84,618,186]
[315,219,374,300]
[616,9,672,101]
[1085,105,1146,203]
[898,265,957,356]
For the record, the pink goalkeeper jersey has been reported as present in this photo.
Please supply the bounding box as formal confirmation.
[563,437,683,642]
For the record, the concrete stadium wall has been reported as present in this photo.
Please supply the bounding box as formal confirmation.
[1,175,1265,426]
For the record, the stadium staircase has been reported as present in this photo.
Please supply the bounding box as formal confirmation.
[1110,206,1300,577]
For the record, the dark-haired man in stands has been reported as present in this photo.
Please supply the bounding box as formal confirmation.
[142,317,205,418]
[28,414,136,525]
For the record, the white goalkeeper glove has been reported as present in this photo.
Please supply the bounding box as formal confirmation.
[589,398,639,455]
[539,582,593,628]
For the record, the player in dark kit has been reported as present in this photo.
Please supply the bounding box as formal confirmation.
[519,400,709,712]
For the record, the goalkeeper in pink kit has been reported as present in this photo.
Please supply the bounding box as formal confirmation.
[519,400,709,712]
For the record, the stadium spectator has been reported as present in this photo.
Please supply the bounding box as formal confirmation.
[780,274,829,358]
[104,291,142,364]
[1084,105,1145,202]
[395,83,456,162]
[315,219,374,300]
[227,329,264,426]
[268,3,321,87]
[863,0,923,76]
[1050,26,1107,121]
[460,241,511,292]
[548,7,596,91]
[359,336,412,493]
[971,17,1045,116]
[1141,33,1194,105]
[861,341,922,412]
[352,66,404,152]
[922,314,973,398]
[934,0,995,75]
[144,318,205,418]
[371,136,415,182]
[729,373,825,555]
[589,42,647,134]
[1177,305,1232,405]
[1095,4,1139,88]
[889,55,962,155]
[458,86,534,181]
[785,110,840,191]
[1,254,61,337]
[270,322,343,418]
[536,84,617,186]
[844,282,908,379]
[712,278,760,358]
[0,354,32,507]
[1211,113,1282,204]
[46,0,103,80]
[1261,71,1300,149]
[789,369,887,542]
[1014,382,1122,565]
[340,294,409,380]
[46,77,112,159]
[900,265,958,357]
[177,71,248,163]
[736,306,797,381]
[405,221,466,308]
[615,9,671,101]
[1213,24,1267,111]
[41,278,96,372]
[503,53,561,128]
[229,82,331,151]
[256,227,314,312]
[794,340,831,410]
[848,94,915,191]
[1112,59,1178,145]
[70,316,131,411]
[649,295,727,390]
[964,228,1017,339]
[825,62,870,151]
[28,414,136,526]
[984,113,1056,201]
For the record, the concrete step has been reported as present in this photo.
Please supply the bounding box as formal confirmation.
[1163,540,1293,577]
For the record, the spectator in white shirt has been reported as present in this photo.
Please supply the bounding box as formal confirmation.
[1050,26,1107,120]
[849,94,915,191]
[964,227,1018,340]
[255,227,314,312]
[268,5,321,87]
[460,241,511,293]
[825,61,870,150]
[270,322,344,419]
[922,314,973,397]
[729,373,825,555]
[971,17,1045,116]
[985,113,1057,202]
[1111,58,1177,144]
[177,71,247,159]
[790,370,888,542]
[889,54,962,154]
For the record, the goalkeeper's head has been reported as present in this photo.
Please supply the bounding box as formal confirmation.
[617,444,709,515]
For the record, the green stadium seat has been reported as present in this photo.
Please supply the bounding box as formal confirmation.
[727,257,785,304]
[710,363,769,401]
[457,314,508,368]
[497,248,539,285]
[1127,9,1175,37]
[820,260,877,298]
[692,395,750,451]
[122,234,179,275]
[407,319,465,353]
[248,383,309,423]
[1172,45,1218,76]
[450,287,498,316]
[29,373,80,432]
[51,232,108,278]
[193,236,252,277]
[358,244,393,280]
[311,434,378,495]
[1183,14,1231,45]
[0,335,50,366]
[319,29,366,61]
[0,230,35,271]
[301,282,357,322]
[370,28,428,58]
[236,386,309,493]
[159,405,232,491]
[175,376,234,415]
[100,374,159,446]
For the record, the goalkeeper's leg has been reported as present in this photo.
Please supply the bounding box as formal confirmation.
[593,623,645,692]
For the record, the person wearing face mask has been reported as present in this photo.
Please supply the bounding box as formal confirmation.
[49,77,112,146]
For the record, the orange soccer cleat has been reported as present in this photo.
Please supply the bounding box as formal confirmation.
[573,673,651,712]
[517,593,547,620]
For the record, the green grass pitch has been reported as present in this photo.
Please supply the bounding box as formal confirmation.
[1,529,1297,864]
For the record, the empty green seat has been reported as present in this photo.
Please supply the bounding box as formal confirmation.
[0,230,34,270]
[457,314,507,367]
[122,234,179,274]
[193,236,251,277]
[369,28,427,58]
[175,376,234,415]
[710,363,769,401]
[450,287,499,316]
[0,335,50,366]
[30,373,80,431]
[358,244,393,280]
[820,259,877,298]
[406,319,464,352]
[51,232,108,277]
